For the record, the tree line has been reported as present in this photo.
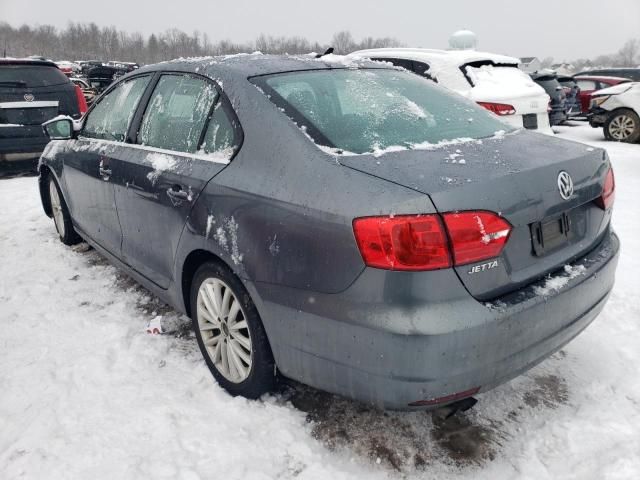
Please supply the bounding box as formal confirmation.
[1,22,638,71]
[0,22,401,64]
[537,39,640,71]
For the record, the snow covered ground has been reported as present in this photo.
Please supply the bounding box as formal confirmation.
[1,123,639,479]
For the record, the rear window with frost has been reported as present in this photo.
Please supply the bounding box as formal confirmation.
[251,69,511,155]
[0,65,69,87]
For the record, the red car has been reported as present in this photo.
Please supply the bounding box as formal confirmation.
[575,76,632,113]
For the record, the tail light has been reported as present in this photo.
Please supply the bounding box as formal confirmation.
[352,215,451,271]
[477,102,516,116]
[74,84,88,115]
[442,212,512,265]
[352,211,511,271]
[596,167,615,210]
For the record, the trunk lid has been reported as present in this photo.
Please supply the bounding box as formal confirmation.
[339,130,611,299]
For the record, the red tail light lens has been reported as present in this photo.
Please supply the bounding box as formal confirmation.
[353,211,512,271]
[74,84,88,115]
[352,215,451,271]
[477,102,516,116]
[596,167,615,210]
[442,212,512,266]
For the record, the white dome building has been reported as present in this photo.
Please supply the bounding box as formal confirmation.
[448,30,478,50]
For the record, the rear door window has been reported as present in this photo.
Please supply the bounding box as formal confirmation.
[200,101,242,159]
[82,75,151,141]
[138,74,218,153]
[0,65,69,88]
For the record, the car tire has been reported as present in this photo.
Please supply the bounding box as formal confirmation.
[48,175,82,245]
[604,109,640,143]
[190,261,276,399]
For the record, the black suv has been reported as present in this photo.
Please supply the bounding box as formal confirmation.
[1,59,86,174]
[530,72,567,126]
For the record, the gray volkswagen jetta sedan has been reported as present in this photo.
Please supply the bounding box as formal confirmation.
[38,54,619,410]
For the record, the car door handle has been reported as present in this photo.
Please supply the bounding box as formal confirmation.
[98,155,111,180]
[99,166,112,179]
[166,185,192,205]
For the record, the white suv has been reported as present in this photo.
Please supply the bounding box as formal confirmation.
[351,48,552,134]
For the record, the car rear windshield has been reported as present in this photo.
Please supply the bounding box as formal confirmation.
[251,69,511,155]
[0,65,69,88]
[462,62,532,89]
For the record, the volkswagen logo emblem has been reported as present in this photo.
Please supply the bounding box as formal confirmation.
[557,171,574,200]
[24,93,35,102]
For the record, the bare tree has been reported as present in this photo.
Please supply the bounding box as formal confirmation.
[331,31,356,54]
[617,39,639,67]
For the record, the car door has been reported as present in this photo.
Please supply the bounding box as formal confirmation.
[63,74,152,256]
[113,73,242,289]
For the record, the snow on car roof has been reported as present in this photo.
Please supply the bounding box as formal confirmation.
[351,48,520,69]
[136,53,390,80]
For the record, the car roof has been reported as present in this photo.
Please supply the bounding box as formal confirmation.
[134,53,389,80]
[0,58,59,68]
[351,48,520,68]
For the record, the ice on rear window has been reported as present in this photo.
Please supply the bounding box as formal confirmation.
[251,69,513,156]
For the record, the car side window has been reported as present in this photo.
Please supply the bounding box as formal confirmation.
[200,101,242,159]
[82,75,150,141]
[576,80,597,91]
[412,61,437,82]
[376,57,415,72]
[138,74,218,153]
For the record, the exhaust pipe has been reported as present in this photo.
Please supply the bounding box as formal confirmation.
[435,396,478,419]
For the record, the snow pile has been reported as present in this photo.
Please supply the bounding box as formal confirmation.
[145,153,176,185]
[465,64,546,101]
[533,264,587,296]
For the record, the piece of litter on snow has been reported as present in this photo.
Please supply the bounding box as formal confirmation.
[146,316,164,335]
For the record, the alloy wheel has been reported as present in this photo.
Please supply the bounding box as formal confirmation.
[49,180,65,238]
[196,278,252,383]
[609,114,636,140]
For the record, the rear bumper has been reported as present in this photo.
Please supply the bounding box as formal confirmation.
[250,229,620,410]
[0,136,48,173]
[589,108,609,128]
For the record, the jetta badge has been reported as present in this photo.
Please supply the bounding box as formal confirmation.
[557,171,574,200]
[24,93,35,102]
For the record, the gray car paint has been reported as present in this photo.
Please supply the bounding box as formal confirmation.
[39,55,619,409]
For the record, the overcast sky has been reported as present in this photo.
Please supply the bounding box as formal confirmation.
[2,0,639,60]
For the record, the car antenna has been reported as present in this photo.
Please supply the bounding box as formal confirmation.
[315,47,334,58]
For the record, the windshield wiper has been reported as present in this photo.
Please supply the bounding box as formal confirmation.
[0,81,28,87]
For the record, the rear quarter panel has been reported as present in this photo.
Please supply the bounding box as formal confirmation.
[178,80,437,294]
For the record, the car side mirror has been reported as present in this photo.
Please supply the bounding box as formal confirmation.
[43,116,74,140]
